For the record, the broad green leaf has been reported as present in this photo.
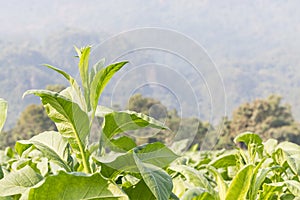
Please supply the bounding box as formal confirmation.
[135,142,179,168]
[0,98,7,133]
[181,188,215,200]
[43,64,87,112]
[234,132,262,146]
[110,136,137,152]
[284,152,300,175]
[102,110,169,140]
[100,143,178,175]
[100,152,137,177]
[234,132,263,161]
[23,90,90,172]
[16,131,70,172]
[225,164,254,200]
[133,153,173,200]
[206,165,227,199]
[0,166,42,196]
[277,141,300,154]
[277,142,300,175]
[28,171,128,200]
[208,153,237,168]
[169,165,215,195]
[285,180,300,197]
[124,180,156,200]
[90,61,128,112]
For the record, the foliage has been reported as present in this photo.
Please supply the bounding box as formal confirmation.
[170,132,300,199]
[1,46,300,199]
[0,46,178,199]
[217,95,300,148]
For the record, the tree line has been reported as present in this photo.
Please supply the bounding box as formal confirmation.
[1,89,299,150]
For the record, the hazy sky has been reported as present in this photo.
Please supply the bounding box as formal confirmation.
[1,0,300,62]
[2,0,300,122]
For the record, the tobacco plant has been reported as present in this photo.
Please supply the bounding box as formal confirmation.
[0,46,178,200]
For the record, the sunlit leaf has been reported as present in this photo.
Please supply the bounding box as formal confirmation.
[90,61,127,112]
[225,164,254,200]
[28,171,128,200]
[0,166,42,196]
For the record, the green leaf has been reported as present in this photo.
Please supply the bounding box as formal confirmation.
[234,132,262,146]
[0,166,42,196]
[28,171,128,200]
[16,131,70,172]
[181,188,215,200]
[285,180,300,197]
[23,90,90,173]
[0,98,7,133]
[135,142,179,168]
[277,141,300,175]
[248,160,273,200]
[284,152,300,176]
[206,165,228,199]
[169,165,215,195]
[100,143,178,175]
[133,153,173,200]
[263,139,278,156]
[43,64,87,112]
[124,180,156,200]
[77,46,91,94]
[90,61,128,112]
[208,153,237,168]
[102,110,169,140]
[277,141,300,154]
[225,164,254,200]
[110,136,137,152]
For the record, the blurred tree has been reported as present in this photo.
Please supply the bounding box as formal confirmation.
[217,94,300,148]
[46,84,66,93]
[10,104,57,141]
[127,93,168,119]
[127,94,212,147]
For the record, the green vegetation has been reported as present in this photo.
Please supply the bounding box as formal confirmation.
[1,46,300,199]
[0,46,177,199]
[170,132,300,199]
